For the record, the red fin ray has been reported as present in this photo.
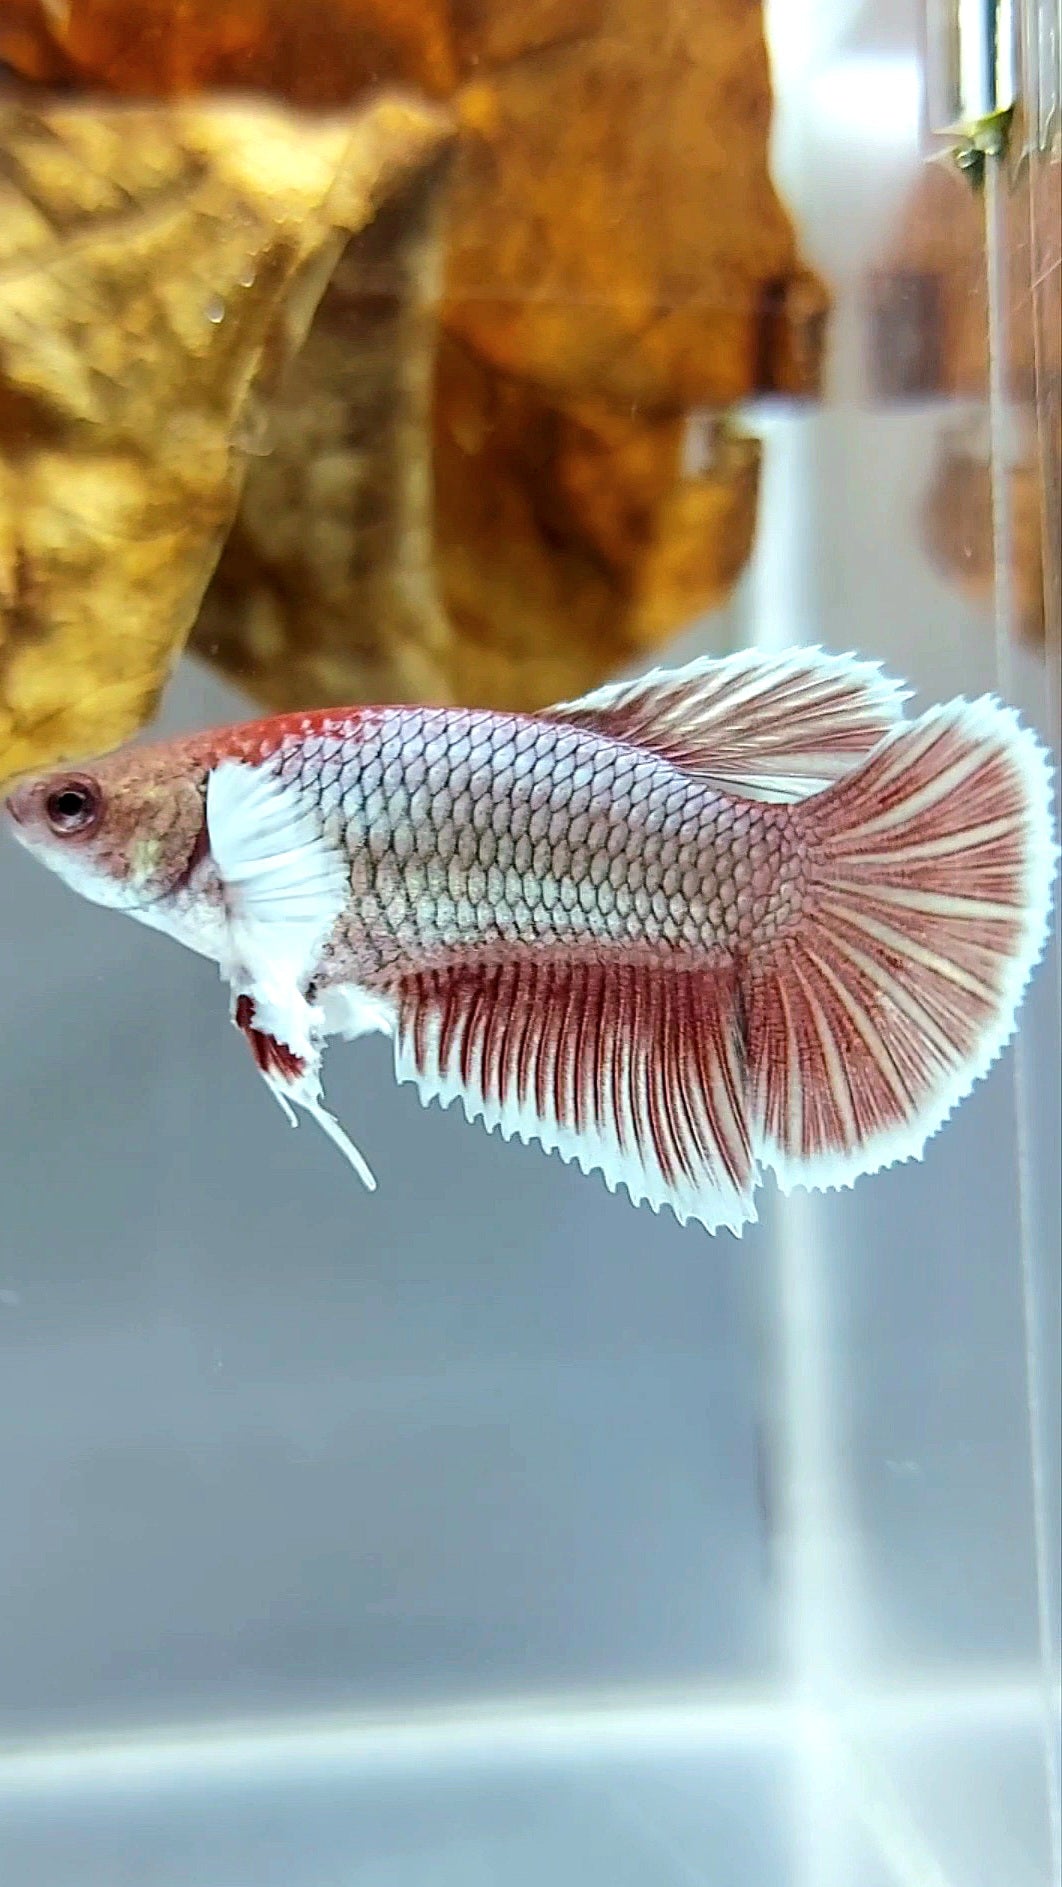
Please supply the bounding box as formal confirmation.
[547,645,909,801]
[394,954,757,1235]
[746,697,1056,1190]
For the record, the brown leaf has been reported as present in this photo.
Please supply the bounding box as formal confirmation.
[2,0,828,724]
[0,0,458,102]
[3,0,828,413]
[192,150,456,712]
[194,288,760,717]
[0,91,452,787]
[449,0,607,68]
[443,0,828,411]
[432,339,761,708]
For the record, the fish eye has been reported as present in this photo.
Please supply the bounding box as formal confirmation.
[44,776,102,837]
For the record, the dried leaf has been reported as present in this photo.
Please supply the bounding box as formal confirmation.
[194,301,759,717]
[0,91,452,787]
[450,0,606,68]
[443,0,828,411]
[0,0,458,102]
[2,0,827,723]
[432,340,761,707]
[192,153,456,711]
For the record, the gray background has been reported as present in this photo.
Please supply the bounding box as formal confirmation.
[1,0,1059,1881]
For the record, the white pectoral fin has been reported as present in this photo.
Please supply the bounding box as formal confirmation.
[207,761,376,1189]
[207,758,349,982]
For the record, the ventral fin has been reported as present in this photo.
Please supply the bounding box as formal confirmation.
[235,993,377,1192]
[394,954,759,1235]
[206,759,349,984]
[546,646,910,802]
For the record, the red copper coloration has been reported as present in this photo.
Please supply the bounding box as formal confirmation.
[236,995,307,1081]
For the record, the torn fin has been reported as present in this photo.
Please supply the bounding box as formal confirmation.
[236,995,377,1191]
[547,646,910,801]
[394,953,758,1235]
[745,696,1057,1190]
[297,1091,378,1192]
[265,1082,299,1131]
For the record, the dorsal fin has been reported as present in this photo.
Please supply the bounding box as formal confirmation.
[545,646,910,803]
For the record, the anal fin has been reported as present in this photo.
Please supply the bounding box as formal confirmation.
[394,952,758,1235]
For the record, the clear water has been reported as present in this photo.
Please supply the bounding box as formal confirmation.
[0,0,1058,1882]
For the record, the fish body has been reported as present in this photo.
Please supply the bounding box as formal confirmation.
[232,704,804,995]
[6,647,1056,1232]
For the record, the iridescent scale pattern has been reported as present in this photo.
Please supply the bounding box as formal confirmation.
[270,708,802,983]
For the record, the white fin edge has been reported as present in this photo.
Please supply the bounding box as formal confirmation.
[393,960,759,1237]
[548,644,913,802]
[765,696,1058,1195]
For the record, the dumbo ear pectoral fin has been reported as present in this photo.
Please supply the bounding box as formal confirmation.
[205,755,375,1183]
[207,759,348,1018]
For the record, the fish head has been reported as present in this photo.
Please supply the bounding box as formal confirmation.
[5,744,210,918]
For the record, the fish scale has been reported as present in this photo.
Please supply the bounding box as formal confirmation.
[271,707,791,985]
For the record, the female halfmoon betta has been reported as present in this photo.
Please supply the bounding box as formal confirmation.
[5,647,1056,1233]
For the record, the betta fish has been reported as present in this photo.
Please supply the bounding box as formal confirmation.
[5,647,1056,1233]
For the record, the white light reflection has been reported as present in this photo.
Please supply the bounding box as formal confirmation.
[0,1672,1055,1803]
[806,56,923,150]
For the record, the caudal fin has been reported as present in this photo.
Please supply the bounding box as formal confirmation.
[745,696,1057,1192]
